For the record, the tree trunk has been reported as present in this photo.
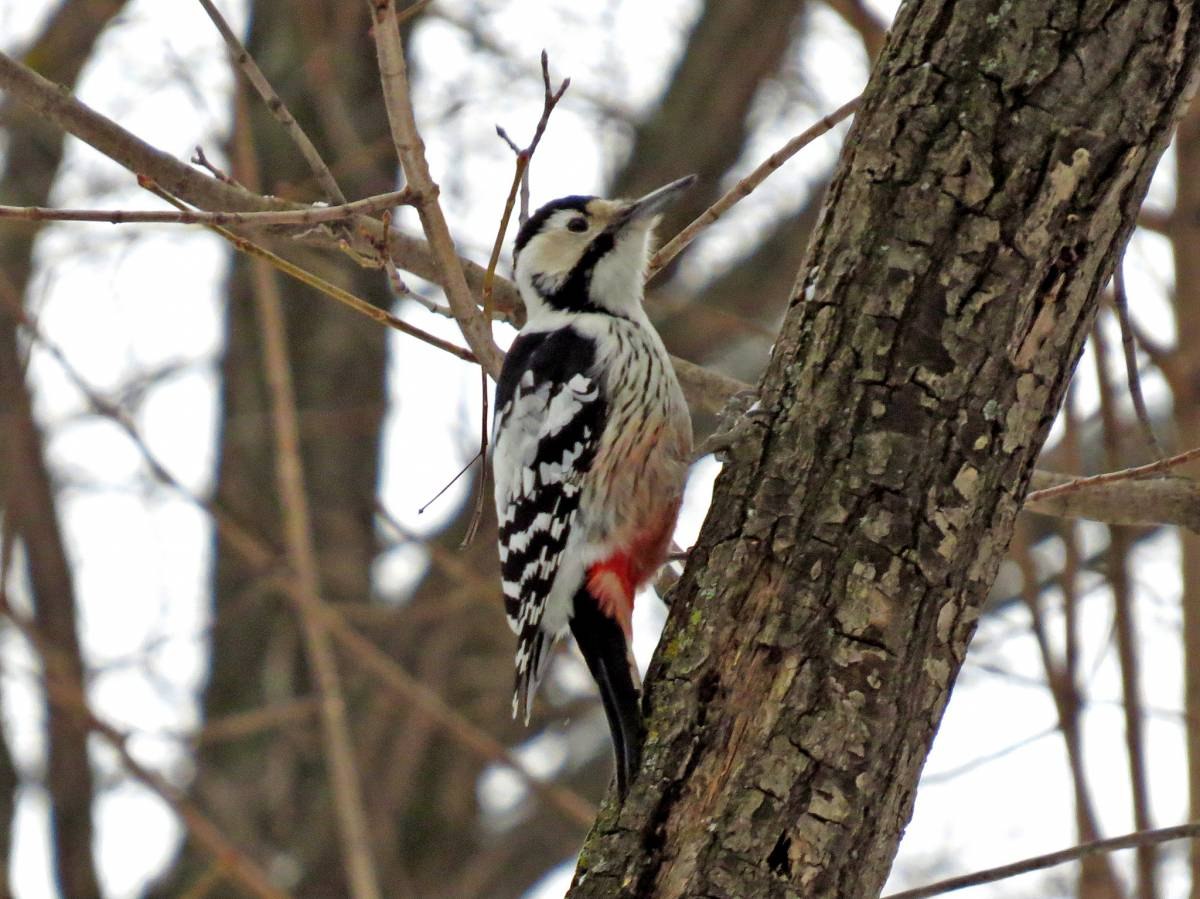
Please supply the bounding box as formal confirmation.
[164,2,396,893]
[569,1,1200,896]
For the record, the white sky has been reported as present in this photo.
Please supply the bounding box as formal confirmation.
[0,0,1191,897]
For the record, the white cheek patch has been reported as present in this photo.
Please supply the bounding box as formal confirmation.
[518,232,585,294]
[590,229,650,311]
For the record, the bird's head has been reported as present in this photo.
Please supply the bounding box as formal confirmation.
[512,174,696,319]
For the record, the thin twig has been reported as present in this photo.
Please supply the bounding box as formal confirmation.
[461,369,490,547]
[1025,443,1200,504]
[1092,319,1157,898]
[485,160,527,317]
[919,724,1057,785]
[484,51,570,314]
[191,145,240,186]
[1024,469,1200,531]
[232,112,383,899]
[493,127,521,156]
[141,179,475,363]
[416,450,484,515]
[1011,527,1123,895]
[197,0,347,204]
[247,217,385,899]
[367,0,505,377]
[381,210,451,314]
[451,51,569,540]
[1111,262,1167,457]
[647,95,860,278]
[492,127,532,224]
[0,189,411,226]
[884,822,1200,899]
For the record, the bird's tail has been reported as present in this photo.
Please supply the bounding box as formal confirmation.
[570,584,643,801]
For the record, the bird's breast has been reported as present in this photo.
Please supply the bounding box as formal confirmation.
[580,318,692,550]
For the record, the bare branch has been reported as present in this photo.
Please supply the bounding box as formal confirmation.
[191,145,241,186]
[823,0,889,59]
[1092,318,1158,896]
[0,48,490,335]
[143,181,475,363]
[484,51,570,311]
[234,113,382,898]
[0,48,735,409]
[884,822,1200,899]
[461,369,490,547]
[1025,445,1200,504]
[367,0,505,377]
[0,50,288,215]
[1111,263,1167,457]
[647,95,861,278]
[197,0,347,204]
[0,189,411,226]
[8,44,1193,539]
[1025,470,1200,532]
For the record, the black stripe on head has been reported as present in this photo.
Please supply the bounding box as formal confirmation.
[514,195,594,257]
[546,228,618,314]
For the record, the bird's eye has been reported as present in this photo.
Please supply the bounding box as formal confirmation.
[567,216,588,233]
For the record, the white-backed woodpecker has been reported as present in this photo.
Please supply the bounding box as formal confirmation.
[492,175,696,800]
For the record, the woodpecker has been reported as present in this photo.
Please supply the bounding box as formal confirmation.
[493,175,696,800]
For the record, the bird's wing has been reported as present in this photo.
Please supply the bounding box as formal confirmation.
[493,327,606,721]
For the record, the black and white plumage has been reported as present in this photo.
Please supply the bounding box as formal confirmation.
[493,176,695,800]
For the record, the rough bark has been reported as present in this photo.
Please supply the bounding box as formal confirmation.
[569,1,1200,896]
[0,2,128,896]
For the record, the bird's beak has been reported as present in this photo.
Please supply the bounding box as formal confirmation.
[618,174,697,225]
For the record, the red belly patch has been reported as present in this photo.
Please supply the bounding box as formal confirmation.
[588,554,636,637]
[586,501,682,639]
